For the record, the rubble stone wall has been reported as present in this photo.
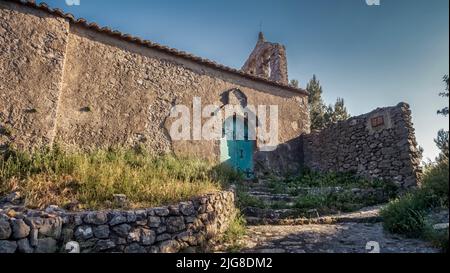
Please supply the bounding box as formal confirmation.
[0,190,235,253]
[303,103,422,189]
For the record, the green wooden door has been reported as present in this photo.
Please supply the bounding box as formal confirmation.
[220,116,255,179]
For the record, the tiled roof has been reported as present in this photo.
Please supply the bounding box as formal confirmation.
[4,0,308,95]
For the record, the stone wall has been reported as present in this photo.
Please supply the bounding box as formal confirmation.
[303,103,422,189]
[0,190,235,253]
[0,1,69,151]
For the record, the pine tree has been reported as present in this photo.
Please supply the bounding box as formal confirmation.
[306,75,327,130]
[331,97,351,123]
[438,75,449,117]
[435,75,449,162]
[289,79,299,88]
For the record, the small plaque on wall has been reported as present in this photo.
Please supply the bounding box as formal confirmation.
[371,116,385,128]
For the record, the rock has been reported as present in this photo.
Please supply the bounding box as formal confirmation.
[159,240,180,253]
[17,238,34,253]
[84,212,108,225]
[140,228,156,246]
[148,216,161,228]
[109,214,127,226]
[127,229,141,243]
[433,223,449,230]
[166,216,185,233]
[35,238,57,253]
[61,228,74,242]
[11,218,30,239]
[135,210,147,225]
[168,205,180,215]
[180,202,195,216]
[113,194,128,208]
[147,246,159,253]
[26,217,62,239]
[184,216,196,223]
[29,229,38,247]
[0,240,17,253]
[177,231,197,245]
[93,225,110,239]
[79,239,97,253]
[153,207,170,217]
[126,211,137,223]
[156,233,171,242]
[0,192,22,205]
[75,225,94,240]
[95,240,116,252]
[124,243,146,253]
[0,218,11,239]
[45,205,61,214]
[112,224,131,237]
[156,226,167,234]
[182,247,197,253]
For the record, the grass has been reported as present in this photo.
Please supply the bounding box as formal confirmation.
[219,210,247,252]
[381,159,449,252]
[235,170,396,218]
[267,169,398,196]
[236,191,267,209]
[0,146,238,210]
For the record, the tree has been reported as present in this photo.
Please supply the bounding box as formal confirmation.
[330,97,351,124]
[304,76,351,130]
[434,75,449,162]
[435,129,449,161]
[437,75,449,117]
[306,75,327,130]
[289,79,299,88]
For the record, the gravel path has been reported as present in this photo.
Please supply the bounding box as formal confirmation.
[239,222,439,253]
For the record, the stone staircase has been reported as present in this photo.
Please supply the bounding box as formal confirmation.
[239,179,386,226]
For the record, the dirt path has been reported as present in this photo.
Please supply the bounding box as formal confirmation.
[239,206,439,253]
[233,180,441,253]
[239,222,439,253]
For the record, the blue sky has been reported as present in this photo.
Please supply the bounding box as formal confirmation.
[37,0,449,161]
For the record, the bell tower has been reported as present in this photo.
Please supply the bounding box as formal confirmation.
[242,32,289,85]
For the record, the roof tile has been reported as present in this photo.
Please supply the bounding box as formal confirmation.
[3,0,308,95]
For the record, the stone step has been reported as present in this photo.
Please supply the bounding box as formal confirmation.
[244,206,384,226]
[247,192,295,203]
[245,185,273,192]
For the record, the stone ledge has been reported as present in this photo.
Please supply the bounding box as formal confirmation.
[0,189,236,253]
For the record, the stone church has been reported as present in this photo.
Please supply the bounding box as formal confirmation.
[0,0,422,188]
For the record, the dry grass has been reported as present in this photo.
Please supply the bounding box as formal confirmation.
[0,146,239,210]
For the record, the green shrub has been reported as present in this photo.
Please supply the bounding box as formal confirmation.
[381,159,449,250]
[236,191,267,209]
[221,210,247,252]
[269,168,397,196]
[381,194,427,237]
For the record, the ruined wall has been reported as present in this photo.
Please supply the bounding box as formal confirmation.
[0,1,309,173]
[0,190,235,253]
[242,32,289,85]
[0,1,69,151]
[303,103,422,189]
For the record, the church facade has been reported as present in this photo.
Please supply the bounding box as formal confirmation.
[0,0,310,176]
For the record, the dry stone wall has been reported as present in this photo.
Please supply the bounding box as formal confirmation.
[0,190,235,253]
[303,103,422,190]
